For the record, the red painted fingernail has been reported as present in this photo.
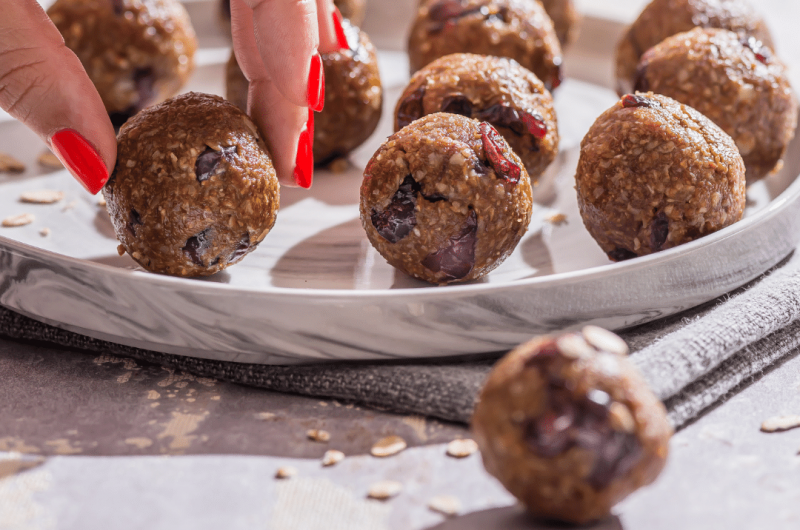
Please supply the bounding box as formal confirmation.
[308,52,325,112]
[50,129,109,195]
[332,7,350,51]
[293,110,314,189]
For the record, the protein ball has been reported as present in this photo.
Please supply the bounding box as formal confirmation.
[225,21,382,166]
[360,113,533,285]
[636,28,797,184]
[615,0,773,95]
[104,92,279,277]
[395,53,558,184]
[48,0,197,128]
[539,0,580,47]
[408,0,563,92]
[472,329,672,524]
[576,93,746,261]
[335,0,366,26]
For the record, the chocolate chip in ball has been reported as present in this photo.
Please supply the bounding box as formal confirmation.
[440,94,474,117]
[126,208,143,236]
[183,228,213,266]
[195,145,236,182]
[228,232,251,262]
[371,175,420,243]
[396,85,426,130]
[649,212,669,251]
[421,209,477,280]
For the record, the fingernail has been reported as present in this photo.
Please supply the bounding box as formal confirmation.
[308,52,325,112]
[50,129,109,195]
[293,110,314,189]
[332,8,350,51]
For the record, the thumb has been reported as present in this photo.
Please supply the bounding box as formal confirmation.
[0,0,115,194]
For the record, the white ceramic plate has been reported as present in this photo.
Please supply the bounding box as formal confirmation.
[0,2,798,364]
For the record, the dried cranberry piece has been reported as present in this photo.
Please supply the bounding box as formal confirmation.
[195,145,236,182]
[649,212,669,251]
[479,122,521,185]
[740,36,771,64]
[608,248,637,262]
[621,94,656,109]
[421,209,478,280]
[229,233,251,263]
[440,94,473,117]
[473,104,547,141]
[110,0,125,15]
[126,209,142,236]
[396,85,426,130]
[371,175,420,243]
[183,228,213,266]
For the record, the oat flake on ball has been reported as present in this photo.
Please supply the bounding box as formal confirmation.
[104,92,279,277]
[360,113,532,285]
[576,93,746,262]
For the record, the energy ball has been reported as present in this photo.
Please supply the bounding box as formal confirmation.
[539,0,580,47]
[408,0,563,92]
[576,93,746,262]
[104,92,279,277]
[224,20,382,166]
[636,28,797,184]
[395,53,558,184]
[360,113,533,285]
[48,0,197,127]
[472,328,672,524]
[335,0,366,26]
[615,0,773,95]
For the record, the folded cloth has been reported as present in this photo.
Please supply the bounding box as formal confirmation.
[2,252,799,430]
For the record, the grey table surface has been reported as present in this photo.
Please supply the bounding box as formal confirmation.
[3,0,800,528]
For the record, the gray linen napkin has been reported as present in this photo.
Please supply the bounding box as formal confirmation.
[2,251,799,430]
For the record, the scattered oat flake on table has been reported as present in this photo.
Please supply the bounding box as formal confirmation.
[428,495,461,516]
[2,213,34,227]
[446,438,478,458]
[38,151,63,169]
[0,153,25,173]
[371,435,407,457]
[62,200,77,212]
[275,466,298,479]
[367,480,402,500]
[321,449,345,467]
[307,429,330,442]
[97,196,107,207]
[760,415,800,433]
[20,190,64,204]
[545,212,568,226]
[39,227,51,237]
